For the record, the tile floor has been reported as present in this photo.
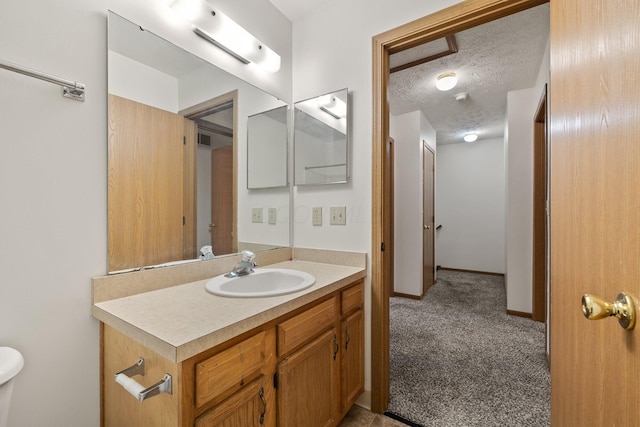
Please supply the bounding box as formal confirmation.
[338,405,408,426]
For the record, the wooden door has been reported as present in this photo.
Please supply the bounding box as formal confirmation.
[422,143,435,294]
[341,310,364,416]
[384,138,395,295]
[277,328,339,427]
[550,0,640,424]
[108,95,185,271]
[195,376,270,427]
[183,118,198,260]
[211,145,234,255]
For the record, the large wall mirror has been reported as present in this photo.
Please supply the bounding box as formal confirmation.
[294,88,349,185]
[107,11,290,273]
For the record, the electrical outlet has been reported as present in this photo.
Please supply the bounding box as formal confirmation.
[330,206,346,225]
[268,208,277,225]
[252,208,263,223]
[312,207,323,226]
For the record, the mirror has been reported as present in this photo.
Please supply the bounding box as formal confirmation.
[293,88,349,185]
[247,105,289,189]
[107,12,290,273]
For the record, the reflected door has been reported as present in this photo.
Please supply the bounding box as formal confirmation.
[211,145,234,255]
[108,94,186,271]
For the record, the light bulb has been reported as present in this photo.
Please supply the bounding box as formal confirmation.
[464,133,478,143]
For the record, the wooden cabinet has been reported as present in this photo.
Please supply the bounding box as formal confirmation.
[277,329,340,427]
[102,279,364,427]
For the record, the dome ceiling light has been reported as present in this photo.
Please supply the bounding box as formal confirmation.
[436,72,457,91]
[464,133,478,143]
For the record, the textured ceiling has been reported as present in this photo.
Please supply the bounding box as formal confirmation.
[389,3,549,145]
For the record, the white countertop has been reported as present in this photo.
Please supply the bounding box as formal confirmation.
[92,260,366,362]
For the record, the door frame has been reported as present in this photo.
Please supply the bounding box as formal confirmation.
[532,85,548,323]
[370,0,548,412]
[180,90,238,256]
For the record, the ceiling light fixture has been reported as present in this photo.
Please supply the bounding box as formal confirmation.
[464,133,478,143]
[436,72,457,91]
[170,0,281,73]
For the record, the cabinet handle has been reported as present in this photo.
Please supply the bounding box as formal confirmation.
[333,334,339,360]
[259,386,266,425]
[345,326,351,350]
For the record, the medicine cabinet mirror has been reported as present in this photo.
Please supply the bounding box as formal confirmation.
[107,11,290,273]
[247,105,289,189]
[293,88,349,186]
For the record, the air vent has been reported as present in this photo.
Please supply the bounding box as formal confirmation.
[198,133,212,147]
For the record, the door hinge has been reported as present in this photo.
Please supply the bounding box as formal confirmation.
[182,216,186,226]
[273,373,278,389]
[381,241,385,252]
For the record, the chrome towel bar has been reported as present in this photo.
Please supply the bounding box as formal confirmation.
[0,58,85,101]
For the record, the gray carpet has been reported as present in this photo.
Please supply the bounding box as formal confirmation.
[388,270,550,426]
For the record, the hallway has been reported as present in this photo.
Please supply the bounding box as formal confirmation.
[387,270,550,426]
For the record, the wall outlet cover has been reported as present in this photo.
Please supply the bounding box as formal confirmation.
[312,207,323,226]
[252,208,263,223]
[330,206,346,225]
[268,208,277,224]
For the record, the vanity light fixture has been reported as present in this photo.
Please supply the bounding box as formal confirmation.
[436,72,457,91]
[170,0,281,73]
[464,133,478,143]
[318,94,347,119]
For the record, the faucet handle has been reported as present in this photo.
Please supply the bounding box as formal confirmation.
[241,250,255,262]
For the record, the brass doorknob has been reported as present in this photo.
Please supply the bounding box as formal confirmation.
[581,292,636,330]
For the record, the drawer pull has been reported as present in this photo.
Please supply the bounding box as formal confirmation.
[114,357,172,402]
[333,334,339,360]
[259,386,266,425]
[345,326,351,350]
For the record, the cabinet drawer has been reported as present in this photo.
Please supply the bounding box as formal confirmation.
[277,297,337,357]
[341,281,364,314]
[196,331,266,407]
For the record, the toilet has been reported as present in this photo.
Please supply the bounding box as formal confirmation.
[0,347,24,427]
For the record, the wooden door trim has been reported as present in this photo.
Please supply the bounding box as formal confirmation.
[371,0,548,413]
[180,90,238,254]
[532,85,548,323]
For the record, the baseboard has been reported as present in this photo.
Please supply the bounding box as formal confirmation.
[507,309,532,318]
[438,267,505,277]
[392,292,422,300]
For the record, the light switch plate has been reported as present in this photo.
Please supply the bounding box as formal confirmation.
[268,208,277,224]
[312,207,323,226]
[252,208,263,223]
[330,206,346,225]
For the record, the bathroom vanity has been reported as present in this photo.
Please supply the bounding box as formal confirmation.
[92,250,366,427]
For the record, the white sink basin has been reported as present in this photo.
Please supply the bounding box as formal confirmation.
[0,347,24,386]
[205,268,316,298]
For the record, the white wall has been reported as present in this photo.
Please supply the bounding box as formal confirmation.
[0,1,291,426]
[504,36,549,314]
[436,138,506,273]
[291,0,464,399]
[390,111,436,296]
[108,51,179,112]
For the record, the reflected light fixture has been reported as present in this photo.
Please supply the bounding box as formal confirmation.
[318,94,347,119]
[464,133,478,143]
[436,72,457,91]
[170,0,281,73]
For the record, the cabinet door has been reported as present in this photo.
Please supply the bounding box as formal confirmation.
[277,328,339,427]
[195,375,270,427]
[341,309,364,415]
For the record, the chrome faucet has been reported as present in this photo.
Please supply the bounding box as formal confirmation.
[225,250,258,278]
